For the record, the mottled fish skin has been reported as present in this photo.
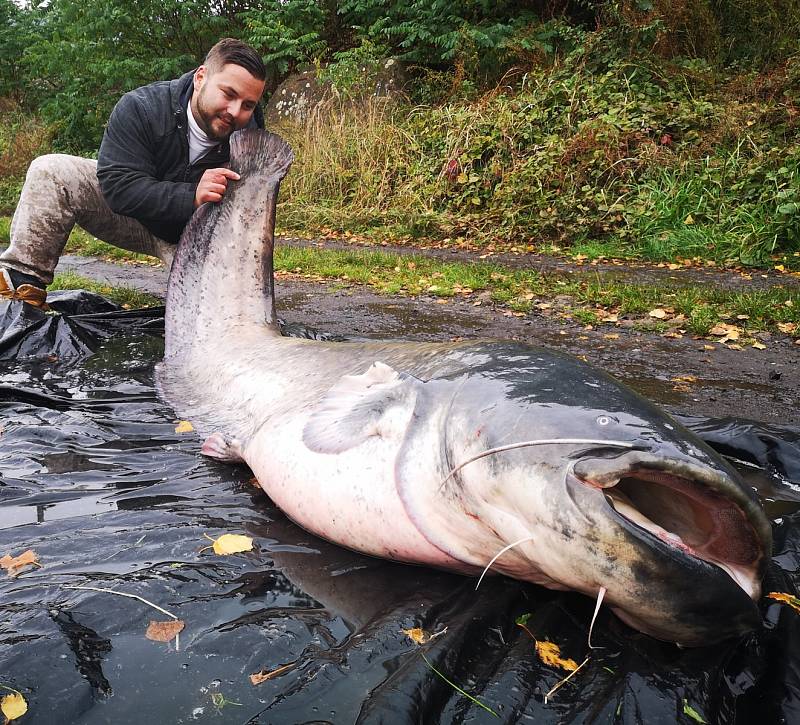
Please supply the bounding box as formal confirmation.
[157,129,772,646]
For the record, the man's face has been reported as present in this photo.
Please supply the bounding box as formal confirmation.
[191,63,265,141]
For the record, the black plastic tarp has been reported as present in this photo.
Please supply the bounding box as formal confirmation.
[1,295,799,724]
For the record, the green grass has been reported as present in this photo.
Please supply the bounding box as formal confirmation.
[3,214,798,337]
[273,245,800,337]
[0,177,22,216]
[0,215,158,264]
[62,228,157,263]
[49,270,161,308]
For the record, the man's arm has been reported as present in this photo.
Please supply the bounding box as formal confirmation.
[97,92,196,224]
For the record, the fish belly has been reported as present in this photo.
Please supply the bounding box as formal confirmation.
[244,421,470,571]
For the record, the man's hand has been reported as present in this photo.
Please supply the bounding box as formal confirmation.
[194,168,241,207]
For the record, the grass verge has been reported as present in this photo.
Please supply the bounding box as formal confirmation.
[0,217,158,264]
[3,216,797,340]
[271,245,800,340]
[49,270,161,308]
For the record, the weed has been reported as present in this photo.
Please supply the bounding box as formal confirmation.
[49,270,161,308]
[62,230,157,263]
[272,245,799,335]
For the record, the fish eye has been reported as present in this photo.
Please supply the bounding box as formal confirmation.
[596,415,616,426]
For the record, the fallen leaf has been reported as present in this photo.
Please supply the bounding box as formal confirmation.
[683,700,707,724]
[767,592,800,614]
[203,533,253,555]
[702,345,715,351]
[250,663,294,685]
[648,308,668,319]
[684,214,695,225]
[672,375,697,383]
[0,549,41,577]
[777,322,797,334]
[752,342,767,350]
[603,334,620,340]
[175,420,194,433]
[403,627,430,645]
[726,343,743,350]
[145,619,185,642]
[535,640,578,672]
[709,324,739,336]
[0,692,28,721]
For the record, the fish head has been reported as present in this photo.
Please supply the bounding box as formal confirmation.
[429,344,772,646]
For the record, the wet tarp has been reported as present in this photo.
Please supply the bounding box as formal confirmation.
[1,296,799,724]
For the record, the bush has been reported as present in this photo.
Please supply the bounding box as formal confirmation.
[276,27,800,264]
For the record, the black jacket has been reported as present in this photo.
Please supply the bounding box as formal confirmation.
[96,69,265,244]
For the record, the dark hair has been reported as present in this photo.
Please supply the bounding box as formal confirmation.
[204,38,266,81]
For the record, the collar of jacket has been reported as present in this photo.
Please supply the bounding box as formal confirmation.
[169,69,196,131]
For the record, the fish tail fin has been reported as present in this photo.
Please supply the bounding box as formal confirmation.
[229,129,294,182]
[165,130,293,361]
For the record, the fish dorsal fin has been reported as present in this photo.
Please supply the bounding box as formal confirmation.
[303,362,421,454]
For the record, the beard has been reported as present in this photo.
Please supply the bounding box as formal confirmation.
[193,87,235,141]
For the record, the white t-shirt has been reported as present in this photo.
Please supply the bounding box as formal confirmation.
[187,102,219,164]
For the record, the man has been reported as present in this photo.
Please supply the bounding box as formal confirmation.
[0,38,267,308]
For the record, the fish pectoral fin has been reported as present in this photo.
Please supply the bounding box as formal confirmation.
[302,361,420,454]
[201,432,245,462]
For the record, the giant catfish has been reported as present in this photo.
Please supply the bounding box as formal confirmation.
[156,129,772,646]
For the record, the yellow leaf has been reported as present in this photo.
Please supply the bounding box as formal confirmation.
[175,420,194,433]
[145,619,185,642]
[1,693,27,721]
[250,663,294,685]
[649,308,668,319]
[767,592,800,614]
[0,549,41,577]
[752,342,766,350]
[403,627,430,645]
[778,322,797,334]
[684,214,695,225]
[204,533,253,555]
[775,265,786,272]
[535,640,578,672]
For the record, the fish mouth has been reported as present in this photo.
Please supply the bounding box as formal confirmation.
[571,450,770,599]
